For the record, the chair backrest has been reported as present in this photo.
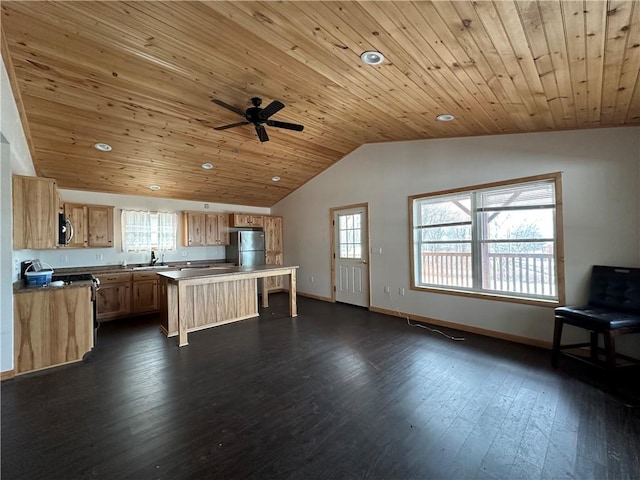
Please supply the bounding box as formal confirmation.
[588,265,640,313]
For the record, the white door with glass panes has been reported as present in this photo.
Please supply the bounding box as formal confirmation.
[334,206,369,307]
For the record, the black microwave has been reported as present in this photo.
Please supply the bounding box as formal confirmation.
[58,213,74,245]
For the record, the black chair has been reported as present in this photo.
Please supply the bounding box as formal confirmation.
[552,265,640,381]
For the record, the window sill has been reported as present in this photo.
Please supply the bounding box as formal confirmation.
[410,285,561,307]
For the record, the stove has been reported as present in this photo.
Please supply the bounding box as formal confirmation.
[52,273,97,284]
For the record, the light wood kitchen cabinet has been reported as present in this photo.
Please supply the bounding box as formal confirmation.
[64,203,88,248]
[12,175,59,250]
[96,272,132,321]
[264,216,283,252]
[62,203,114,248]
[264,216,284,291]
[183,211,206,246]
[88,206,114,247]
[265,252,284,290]
[205,213,229,246]
[183,211,229,246]
[229,213,264,228]
[132,271,158,313]
[14,286,93,374]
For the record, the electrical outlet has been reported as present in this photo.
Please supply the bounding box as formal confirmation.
[384,285,390,294]
[181,251,188,257]
[204,203,209,209]
[309,275,314,283]
[399,287,405,296]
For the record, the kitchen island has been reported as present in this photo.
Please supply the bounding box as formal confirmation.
[157,265,298,346]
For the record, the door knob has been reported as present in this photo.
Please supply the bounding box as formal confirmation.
[362,260,368,264]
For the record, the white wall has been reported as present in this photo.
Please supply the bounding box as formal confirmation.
[11,189,270,280]
[0,140,13,371]
[1,53,36,373]
[1,55,34,176]
[272,127,640,352]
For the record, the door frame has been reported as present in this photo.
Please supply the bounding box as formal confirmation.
[329,202,371,307]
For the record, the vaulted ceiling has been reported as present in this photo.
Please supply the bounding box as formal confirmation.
[2,1,639,207]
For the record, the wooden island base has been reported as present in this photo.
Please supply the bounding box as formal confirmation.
[158,265,298,346]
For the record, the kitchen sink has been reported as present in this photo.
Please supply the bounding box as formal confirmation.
[131,265,171,270]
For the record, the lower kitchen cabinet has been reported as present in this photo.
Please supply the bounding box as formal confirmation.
[14,286,93,374]
[132,271,158,313]
[96,272,132,321]
[96,271,160,320]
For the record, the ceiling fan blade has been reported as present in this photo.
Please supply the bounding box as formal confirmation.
[212,99,245,117]
[259,100,285,120]
[255,124,269,142]
[213,121,250,131]
[266,120,304,132]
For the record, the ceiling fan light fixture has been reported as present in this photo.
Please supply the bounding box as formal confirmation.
[436,114,455,122]
[360,51,384,65]
[94,142,112,152]
[271,176,281,182]
[149,185,161,191]
[201,163,214,170]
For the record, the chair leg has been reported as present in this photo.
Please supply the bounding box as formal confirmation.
[552,317,564,368]
[590,331,599,360]
[603,332,617,386]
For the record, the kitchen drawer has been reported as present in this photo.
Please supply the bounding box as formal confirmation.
[133,271,158,281]
[97,272,132,284]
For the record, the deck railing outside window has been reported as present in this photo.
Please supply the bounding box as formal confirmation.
[420,252,556,297]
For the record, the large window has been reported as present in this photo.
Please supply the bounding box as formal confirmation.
[121,210,177,252]
[410,173,563,304]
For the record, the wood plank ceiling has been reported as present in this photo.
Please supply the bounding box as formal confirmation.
[2,1,639,207]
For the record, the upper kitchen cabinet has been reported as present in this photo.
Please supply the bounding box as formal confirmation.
[88,206,114,247]
[183,211,229,246]
[183,211,206,246]
[263,216,283,252]
[229,213,264,228]
[205,213,229,246]
[62,203,114,248]
[12,175,58,250]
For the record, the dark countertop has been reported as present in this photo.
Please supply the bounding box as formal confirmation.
[14,259,235,293]
[51,259,235,276]
[158,264,298,282]
[14,280,94,294]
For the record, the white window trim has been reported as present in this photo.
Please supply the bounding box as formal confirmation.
[408,173,565,307]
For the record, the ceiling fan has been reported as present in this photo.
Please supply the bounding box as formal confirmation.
[212,97,304,143]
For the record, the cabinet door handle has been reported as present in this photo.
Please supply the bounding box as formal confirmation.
[66,218,74,244]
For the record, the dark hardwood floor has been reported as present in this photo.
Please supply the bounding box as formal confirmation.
[2,294,639,480]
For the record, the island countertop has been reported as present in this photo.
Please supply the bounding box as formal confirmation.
[157,264,298,282]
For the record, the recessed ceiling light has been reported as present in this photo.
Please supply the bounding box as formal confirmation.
[360,51,385,65]
[149,185,161,191]
[94,142,112,152]
[201,163,214,170]
[436,114,455,122]
[271,176,281,182]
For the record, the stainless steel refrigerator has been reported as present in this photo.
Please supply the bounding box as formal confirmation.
[226,230,266,266]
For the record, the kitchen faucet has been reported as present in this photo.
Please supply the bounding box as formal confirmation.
[150,250,157,266]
